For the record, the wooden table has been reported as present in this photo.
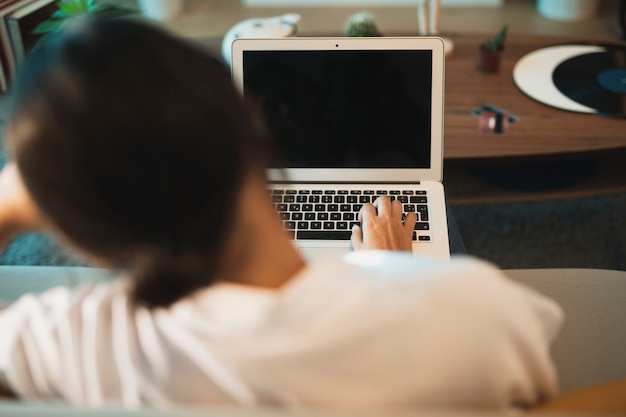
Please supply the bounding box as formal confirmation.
[437,33,626,203]
[443,33,626,161]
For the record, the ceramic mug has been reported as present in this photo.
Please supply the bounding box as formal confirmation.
[138,0,183,21]
[537,0,598,21]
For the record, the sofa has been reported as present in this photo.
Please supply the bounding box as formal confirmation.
[1,266,625,415]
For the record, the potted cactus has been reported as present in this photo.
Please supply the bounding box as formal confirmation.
[479,24,508,72]
[345,11,381,37]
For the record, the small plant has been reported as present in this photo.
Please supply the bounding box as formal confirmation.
[33,0,136,35]
[482,24,508,52]
[345,11,381,37]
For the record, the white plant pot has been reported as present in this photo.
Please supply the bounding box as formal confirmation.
[138,0,183,21]
[537,0,598,21]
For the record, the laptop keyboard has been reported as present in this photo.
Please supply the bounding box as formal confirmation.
[271,188,431,242]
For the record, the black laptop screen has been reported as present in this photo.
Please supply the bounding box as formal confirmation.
[243,49,433,169]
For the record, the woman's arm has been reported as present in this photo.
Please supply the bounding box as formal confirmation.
[0,162,43,249]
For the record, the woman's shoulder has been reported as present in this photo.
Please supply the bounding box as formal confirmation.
[299,250,502,286]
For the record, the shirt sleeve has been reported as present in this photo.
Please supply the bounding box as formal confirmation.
[0,280,161,406]
[0,279,250,408]
[397,257,564,409]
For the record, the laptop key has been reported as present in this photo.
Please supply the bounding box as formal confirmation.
[417,205,428,222]
[314,204,325,211]
[285,221,296,230]
[279,213,290,220]
[305,213,315,220]
[311,222,322,229]
[292,213,303,220]
[410,196,428,203]
[331,213,341,221]
[337,222,348,229]
[414,222,430,230]
[297,221,309,229]
[289,204,301,211]
[302,204,313,212]
[297,231,352,240]
[323,222,335,229]
[317,213,329,220]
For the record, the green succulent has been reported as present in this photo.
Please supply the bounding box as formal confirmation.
[345,11,381,37]
[482,24,508,52]
[33,0,136,35]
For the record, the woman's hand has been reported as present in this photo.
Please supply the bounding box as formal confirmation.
[351,196,416,252]
[0,162,42,249]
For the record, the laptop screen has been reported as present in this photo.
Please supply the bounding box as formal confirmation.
[242,49,433,169]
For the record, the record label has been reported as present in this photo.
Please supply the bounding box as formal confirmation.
[597,69,626,94]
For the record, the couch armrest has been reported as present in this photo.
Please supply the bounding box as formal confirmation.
[0,265,116,304]
[505,268,626,395]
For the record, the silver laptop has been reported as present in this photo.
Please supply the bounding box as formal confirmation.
[231,37,450,260]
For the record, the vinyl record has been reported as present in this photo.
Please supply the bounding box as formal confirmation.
[513,44,626,117]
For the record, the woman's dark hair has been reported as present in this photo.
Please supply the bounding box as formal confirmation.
[7,17,270,307]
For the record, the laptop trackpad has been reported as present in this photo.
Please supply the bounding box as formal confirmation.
[298,246,349,262]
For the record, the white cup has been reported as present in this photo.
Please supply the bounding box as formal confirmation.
[537,0,598,21]
[138,0,183,21]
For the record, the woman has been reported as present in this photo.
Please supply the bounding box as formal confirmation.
[0,17,562,410]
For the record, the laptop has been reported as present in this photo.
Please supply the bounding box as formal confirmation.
[231,37,450,260]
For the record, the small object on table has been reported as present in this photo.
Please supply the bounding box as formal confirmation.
[345,11,381,37]
[480,24,508,72]
[221,13,300,67]
[472,104,519,135]
[416,0,454,57]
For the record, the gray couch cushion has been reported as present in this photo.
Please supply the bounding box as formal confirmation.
[505,268,626,395]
